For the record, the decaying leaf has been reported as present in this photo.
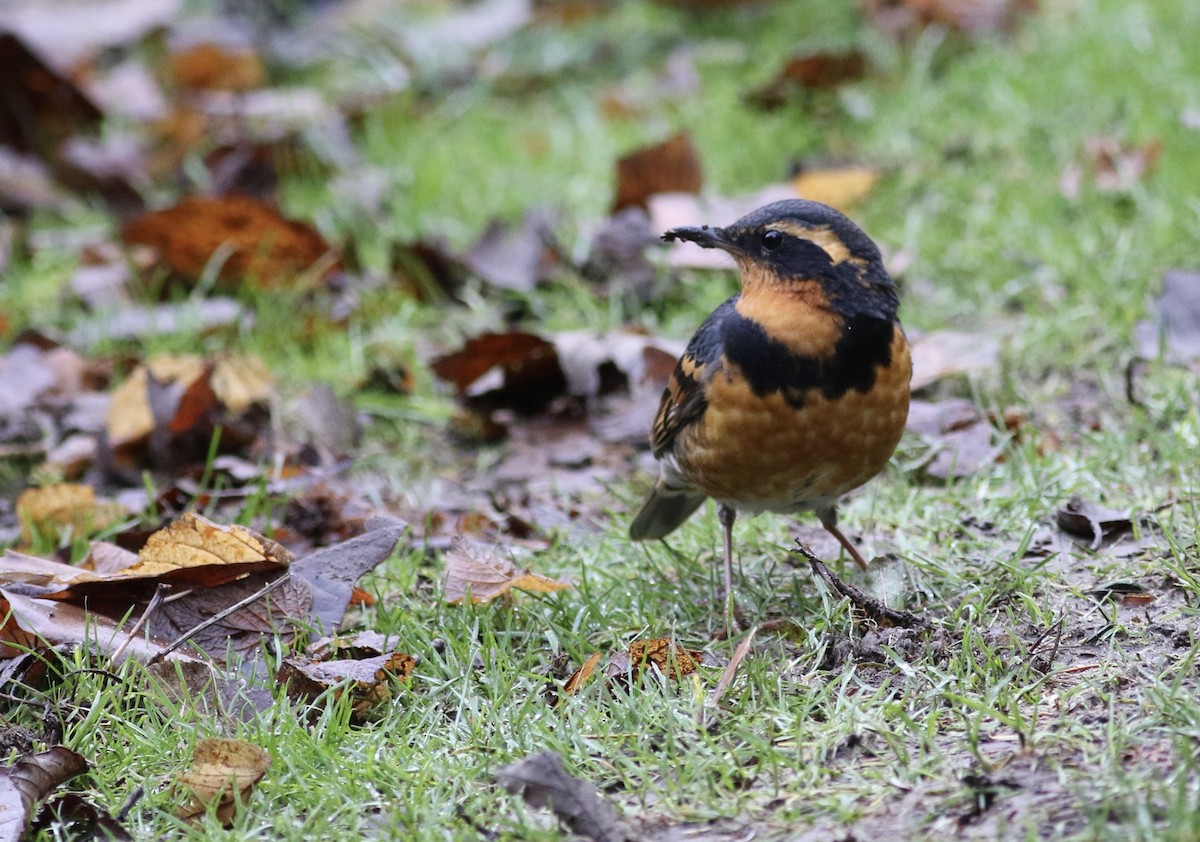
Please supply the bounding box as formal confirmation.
[105,354,272,470]
[0,746,88,841]
[0,33,103,155]
[909,330,1000,391]
[1054,497,1135,550]
[464,209,560,292]
[496,752,627,842]
[612,132,703,213]
[747,50,867,109]
[121,195,338,289]
[0,593,42,658]
[279,648,415,720]
[906,399,1003,481]
[30,791,133,841]
[562,652,602,697]
[442,537,569,604]
[432,331,565,414]
[607,637,705,681]
[169,42,266,93]
[1133,269,1200,364]
[15,483,125,543]
[175,738,270,824]
[147,572,310,661]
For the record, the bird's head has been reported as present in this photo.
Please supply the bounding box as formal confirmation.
[662,199,898,319]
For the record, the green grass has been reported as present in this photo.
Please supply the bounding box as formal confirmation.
[4,0,1200,838]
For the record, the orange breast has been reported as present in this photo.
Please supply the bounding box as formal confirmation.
[673,324,910,512]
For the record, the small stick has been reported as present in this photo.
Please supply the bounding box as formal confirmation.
[107,584,168,668]
[795,542,929,629]
[148,573,292,665]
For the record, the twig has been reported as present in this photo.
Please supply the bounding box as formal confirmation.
[147,572,292,665]
[107,584,168,668]
[698,626,757,729]
[795,542,929,629]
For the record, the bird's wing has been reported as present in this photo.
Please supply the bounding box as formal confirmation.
[650,296,737,458]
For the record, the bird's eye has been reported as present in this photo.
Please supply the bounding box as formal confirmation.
[761,230,784,251]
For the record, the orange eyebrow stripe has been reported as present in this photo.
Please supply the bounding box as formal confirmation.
[766,221,853,264]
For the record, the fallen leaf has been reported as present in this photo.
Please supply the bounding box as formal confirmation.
[147,572,310,661]
[562,652,602,697]
[289,521,406,631]
[31,791,133,840]
[0,33,103,155]
[15,483,125,543]
[175,738,270,824]
[169,42,266,92]
[1060,136,1161,199]
[612,132,703,213]
[906,399,1002,480]
[132,511,291,584]
[1133,269,1200,364]
[747,50,867,109]
[442,537,570,604]
[792,165,880,213]
[464,209,560,292]
[622,637,703,680]
[0,746,88,841]
[431,331,566,414]
[0,147,70,214]
[583,207,659,299]
[121,195,338,289]
[909,330,1001,390]
[1054,497,1134,550]
[104,354,271,471]
[0,593,42,658]
[496,752,627,842]
[279,649,415,720]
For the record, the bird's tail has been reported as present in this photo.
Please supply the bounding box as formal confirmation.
[629,479,706,541]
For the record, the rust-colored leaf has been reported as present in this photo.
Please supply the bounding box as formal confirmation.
[279,650,415,720]
[747,50,866,109]
[431,331,566,413]
[612,132,703,213]
[121,195,338,289]
[175,738,270,824]
[0,593,42,658]
[0,33,103,155]
[169,42,266,93]
[563,652,602,697]
[442,537,570,604]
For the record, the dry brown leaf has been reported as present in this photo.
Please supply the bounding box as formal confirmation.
[909,330,1000,391]
[1061,136,1162,199]
[792,166,880,213]
[15,483,125,543]
[496,752,627,842]
[612,132,703,213]
[0,33,103,155]
[175,738,270,824]
[563,652,601,697]
[627,637,702,680]
[105,354,272,467]
[0,593,42,658]
[121,195,338,289]
[747,50,866,109]
[134,511,291,583]
[279,650,415,720]
[442,537,569,604]
[432,331,566,414]
[169,42,266,93]
[0,746,89,837]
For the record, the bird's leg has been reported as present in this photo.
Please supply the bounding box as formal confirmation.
[819,513,870,572]
[718,504,739,631]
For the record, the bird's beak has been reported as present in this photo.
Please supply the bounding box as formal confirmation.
[661,225,741,254]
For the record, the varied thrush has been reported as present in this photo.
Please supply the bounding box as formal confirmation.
[630,199,911,611]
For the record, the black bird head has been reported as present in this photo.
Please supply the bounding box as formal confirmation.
[663,199,898,319]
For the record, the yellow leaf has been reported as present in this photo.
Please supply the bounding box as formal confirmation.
[176,738,270,824]
[792,166,879,212]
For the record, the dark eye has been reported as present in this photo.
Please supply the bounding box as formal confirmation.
[761,230,783,251]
